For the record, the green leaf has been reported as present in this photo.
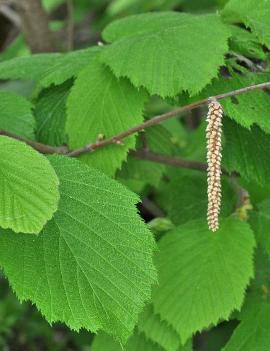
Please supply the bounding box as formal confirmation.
[0,136,59,234]
[248,247,270,292]
[223,0,270,48]
[228,26,266,60]
[92,332,122,351]
[0,155,157,341]
[0,91,35,139]
[222,298,270,351]
[35,80,72,146]
[66,58,147,176]
[137,305,181,351]
[92,331,164,351]
[118,157,164,192]
[153,218,255,343]
[250,200,270,259]
[0,47,99,88]
[223,118,270,186]
[101,12,230,97]
[164,173,236,226]
[179,73,270,134]
[118,125,174,190]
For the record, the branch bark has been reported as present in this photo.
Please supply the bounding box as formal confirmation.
[0,79,269,175]
[0,130,68,154]
[14,0,56,53]
[131,150,209,173]
[68,80,270,157]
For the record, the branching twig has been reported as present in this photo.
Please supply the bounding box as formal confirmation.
[0,130,68,154]
[132,149,240,178]
[230,51,262,72]
[0,80,269,176]
[68,80,270,157]
[131,149,208,173]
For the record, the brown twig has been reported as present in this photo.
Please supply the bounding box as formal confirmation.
[0,130,68,154]
[0,80,269,176]
[68,80,270,157]
[132,150,210,173]
[131,150,237,177]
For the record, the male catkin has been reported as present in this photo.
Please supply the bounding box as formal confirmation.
[206,98,223,232]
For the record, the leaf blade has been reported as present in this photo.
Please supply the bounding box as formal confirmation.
[101,12,230,97]
[153,217,255,343]
[0,155,157,341]
[0,91,35,139]
[0,136,59,234]
[66,58,147,176]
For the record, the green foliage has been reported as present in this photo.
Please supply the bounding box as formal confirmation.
[0,137,59,234]
[223,0,270,48]
[0,91,35,139]
[101,12,230,97]
[222,296,270,351]
[118,125,174,190]
[0,47,99,89]
[179,73,270,134]
[1,2,270,349]
[66,58,147,176]
[228,26,266,60]
[137,305,181,351]
[162,173,237,225]
[92,331,164,351]
[250,200,270,259]
[35,80,71,146]
[153,218,255,343]
[0,155,156,342]
[223,118,270,186]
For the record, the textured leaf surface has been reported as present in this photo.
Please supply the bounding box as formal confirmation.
[153,218,255,343]
[35,80,72,146]
[250,200,270,258]
[223,118,270,186]
[92,331,164,351]
[66,58,147,176]
[0,91,35,139]
[179,73,270,134]
[101,12,230,97]
[0,156,157,341]
[222,298,270,351]
[223,0,270,48]
[0,137,59,234]
[138,305,181,351]
[118,125,174,190]
[0,47,99,88]
[228,26,266,60]
[165,173,236,225]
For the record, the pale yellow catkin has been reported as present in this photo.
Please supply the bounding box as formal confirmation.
[206,98,223,232]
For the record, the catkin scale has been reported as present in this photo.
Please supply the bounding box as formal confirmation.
[206,98,223,232]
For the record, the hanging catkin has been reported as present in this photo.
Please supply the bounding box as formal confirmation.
[206,98,223,232]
